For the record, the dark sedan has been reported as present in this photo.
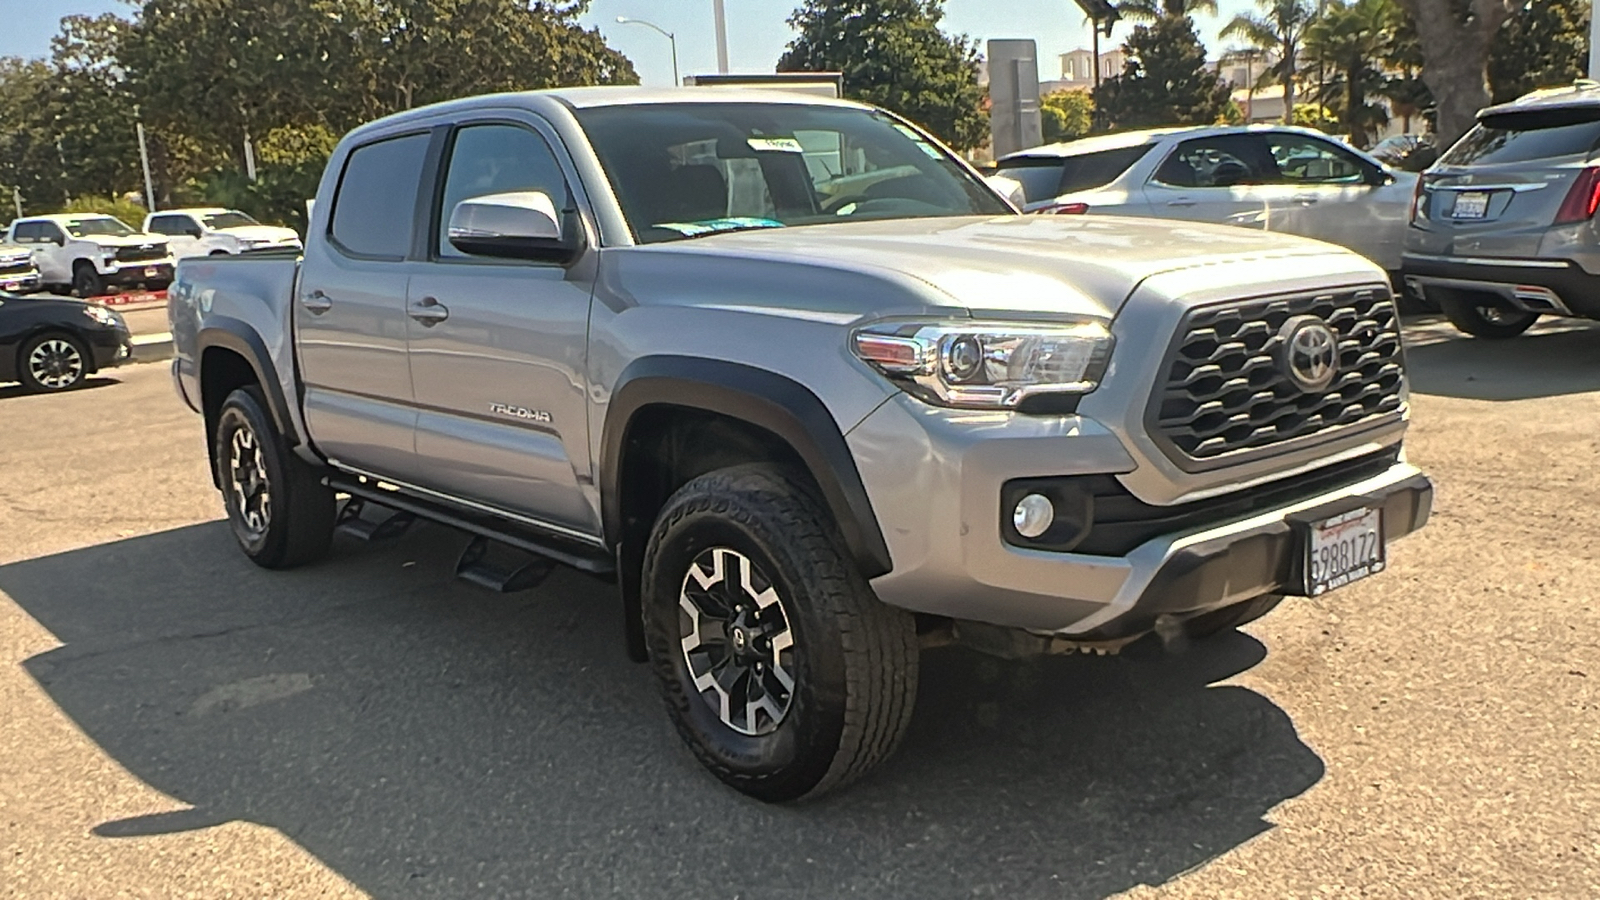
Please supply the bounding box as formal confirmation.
[0,292,133,391]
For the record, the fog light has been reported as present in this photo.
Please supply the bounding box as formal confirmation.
[1012,493,1054,538]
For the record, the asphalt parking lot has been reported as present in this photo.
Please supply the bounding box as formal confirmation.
[1,316,1597,899]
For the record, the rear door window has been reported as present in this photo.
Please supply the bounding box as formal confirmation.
[1443,109,1600,165]
[1154,134,1275,187]
[329,132,431,259]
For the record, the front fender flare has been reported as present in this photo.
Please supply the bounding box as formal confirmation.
[601,356,893,579]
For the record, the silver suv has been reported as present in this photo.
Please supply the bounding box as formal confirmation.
[169,88,1433,800]
[1404,83,1600,337]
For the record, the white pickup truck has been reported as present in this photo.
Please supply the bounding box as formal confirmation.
[143,208,303,259]
[5,214,173,297]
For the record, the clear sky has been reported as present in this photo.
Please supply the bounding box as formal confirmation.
[3,0,1261,87]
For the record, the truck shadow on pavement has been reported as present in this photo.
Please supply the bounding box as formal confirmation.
[0,376,120,401]
[2,521,1324,899]
[1403,316,1600,401]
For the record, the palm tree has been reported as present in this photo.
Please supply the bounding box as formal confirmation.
[1115,0,1219,23]
[1220,0,1316,125]
[1303,0,1394,147]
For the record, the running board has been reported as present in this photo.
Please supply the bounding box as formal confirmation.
[326,474,615,579]
[454,535,555,593]
[334,498,416,542]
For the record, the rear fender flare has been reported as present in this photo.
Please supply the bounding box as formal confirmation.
[197,317,300,446]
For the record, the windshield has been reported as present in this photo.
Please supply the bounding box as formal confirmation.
[64,217,137,238]
[1442,110,1600,166]
[202,211,259,229]
[575,103,1010,243]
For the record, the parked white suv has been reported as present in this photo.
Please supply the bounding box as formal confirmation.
[143,208,302,258]
[5,214,174,297]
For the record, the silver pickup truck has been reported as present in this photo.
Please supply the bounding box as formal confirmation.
[169,87,1432,801]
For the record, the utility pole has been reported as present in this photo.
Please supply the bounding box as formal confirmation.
[136,121,156,212]
[12,187,22,220]
[1591,0,1600,79]
[713,0,730,74]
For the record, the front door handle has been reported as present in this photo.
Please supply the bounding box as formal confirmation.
[1166,198,1197,208]
[300,289,332,314]
[1292,194,1320,206]
[408,296,449,326]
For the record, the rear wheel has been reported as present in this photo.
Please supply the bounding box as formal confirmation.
[641,464,918,802]
[71,262,105,298]
[17,332,89,392]
[213,385,335,568]
[1441,296,1537,339]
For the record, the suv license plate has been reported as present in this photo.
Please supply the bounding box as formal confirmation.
[144,266,160,278]
[1305,507,1385,596]
[1453,191,1489,219]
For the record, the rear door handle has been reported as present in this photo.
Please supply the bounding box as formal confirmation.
[300,289,332,313]
[408,296,449,326]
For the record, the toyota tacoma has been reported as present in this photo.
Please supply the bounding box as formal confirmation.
[168,88,1433,801]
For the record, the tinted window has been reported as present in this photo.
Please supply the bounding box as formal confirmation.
[11,222,40,242]
[201,211,258,229]
[330,133,430,258]
[36,222,65,243]
[575,103,1009,244]
[1000,145,1154,202]
[1155,134,1274,187]
[437,123,568,258]
[1443,113,1600,166]
[148,215,194,236]
[1264,134,1367,184]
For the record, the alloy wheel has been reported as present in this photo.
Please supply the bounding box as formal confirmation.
[228,425,272,537]
[678,547,796,736]
[27,338,84,389]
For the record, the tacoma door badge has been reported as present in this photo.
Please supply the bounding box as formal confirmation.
[489,402,552,424]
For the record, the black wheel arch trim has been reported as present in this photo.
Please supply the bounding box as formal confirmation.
[601,356,894,580]
[197,317,301,446]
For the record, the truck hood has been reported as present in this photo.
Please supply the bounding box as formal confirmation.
[0,243,34,265]
[81,233,167,250]
[214,224,300,244]
[640,215,1353,319]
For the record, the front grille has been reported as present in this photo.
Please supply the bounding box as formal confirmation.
[1150,286,1405,467]
[115,243,167,263]
[0,261,33,276]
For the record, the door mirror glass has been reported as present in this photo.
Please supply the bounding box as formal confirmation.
[447,191,575,262]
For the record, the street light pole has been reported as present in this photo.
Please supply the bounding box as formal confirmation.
[616,16,679,86]
[713,0,730,74]
[1590,0,1600,80]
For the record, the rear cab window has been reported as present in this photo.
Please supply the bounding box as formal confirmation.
[1442,107,1600,166]
[329,132,432,258]
[998,144,1153,203]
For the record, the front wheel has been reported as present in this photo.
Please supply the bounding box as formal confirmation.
[17,332,89,392]
[72,262,105,298]
[213,386,335,568]
[1441,296,1537,339]
[642,464,919,802]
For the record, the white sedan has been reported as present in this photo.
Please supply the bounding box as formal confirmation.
[994,125,1418,274]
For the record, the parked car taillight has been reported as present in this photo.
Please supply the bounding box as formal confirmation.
[1039,202,1090,215]
[1408,178,1425,223]
[1553,166,1600,225]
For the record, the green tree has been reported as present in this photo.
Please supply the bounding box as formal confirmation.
[1040,89,1094,143]
[1220,0,1316,124]
[1304,0,1395,147]
[1292,102,1340,132]
[1489,0,1589,103]
[1115,0,1219,22]
[778,0,988,151]
[1092,16,1233,130]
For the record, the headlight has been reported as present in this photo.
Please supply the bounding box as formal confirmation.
[851,319,1113,411]
[82,304,123,327]
[100,249,118,262]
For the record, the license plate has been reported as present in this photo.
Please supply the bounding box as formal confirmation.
[1304,507,1385,596]
[144,266,160,278]
[1,281,16,290]
[1452,191,1490,219]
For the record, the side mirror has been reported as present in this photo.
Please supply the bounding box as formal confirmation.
[1366,165,1395,187]
[448,191,578,263]
[187,227,203,238]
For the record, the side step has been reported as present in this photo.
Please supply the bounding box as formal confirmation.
[334,498,416,542]
[454,536,555,593]
[326,474,615,582]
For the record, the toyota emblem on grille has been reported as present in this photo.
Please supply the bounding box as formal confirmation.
[1278,315,1338,392]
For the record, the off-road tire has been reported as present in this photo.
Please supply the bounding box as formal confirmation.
[71,261,105,298]
[641,464,918,802]
[214,385,335,569]
[1441,297,1537,339]
[16,331,90,392]
[1185,593,1285,639]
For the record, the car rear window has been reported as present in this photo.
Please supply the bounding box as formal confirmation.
[1442,108,1600,165]
[999,145,1152,202]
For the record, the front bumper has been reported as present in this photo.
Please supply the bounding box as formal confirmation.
[87,326,134,370]
[850,393,1431,637]
[98,259,175,285]
[1402,252,1600,319]
[0,270,41,293]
